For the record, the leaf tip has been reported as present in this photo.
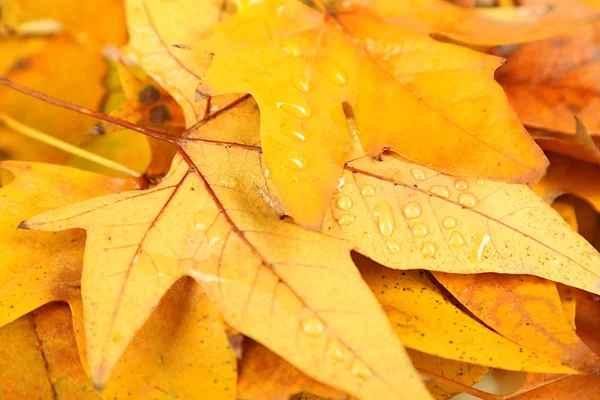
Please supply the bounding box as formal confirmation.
[91,365,109,392]
[17,220,31,230]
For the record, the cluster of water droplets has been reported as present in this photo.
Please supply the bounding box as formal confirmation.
[276,40,349,179]
[299,314,373,379]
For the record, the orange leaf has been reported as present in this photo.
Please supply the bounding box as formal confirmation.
[195,0,547,227]
[238,340,347,400]
[433,272,600,374]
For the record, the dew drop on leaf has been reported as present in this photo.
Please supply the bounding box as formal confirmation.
[442,216,457,229]
[350,359,372,379]
[281,41,301,56]
[471,233,491,263]
[321,62,348,86]
[326,339,346,361]
[337,195,353,211]
[373,201,395,237]
[458,193,478,208]
[360,184,376,197]
[276,102,311,119]
[410,168,426,182]
[284,129,306,142]
[429,185,450,198]
[421,242,438,258]
[412,222,429,238]
[300,316,325,336]
[283,157,307,170]
[289,74,310,93]
[386,240,401,253]
[218,175,239,189]
[450,231,466,248]
[454,179,469,191]
[337,214,355,226]
[403,202,422,220]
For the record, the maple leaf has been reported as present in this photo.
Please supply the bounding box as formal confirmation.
[20,136,431,399]
[0,280,237,399]
[193,0,549,228]
[0,161,140,326]
[318,138,600,296]
[124,0,241,125]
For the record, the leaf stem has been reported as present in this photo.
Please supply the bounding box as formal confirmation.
[0,77,177,143]
[0,113,142,178]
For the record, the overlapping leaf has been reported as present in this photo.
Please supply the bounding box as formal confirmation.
[22,135,431,399]
[195,0,548,227]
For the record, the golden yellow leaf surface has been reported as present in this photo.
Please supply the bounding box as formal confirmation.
[23,138,431,399]
[124,0,239,125]
[67,63,187,179]
[0,37,107,163]
[196,0,547,227]
[2,0,127,47]
[534,153,600,213]
[357,255,576,374]
[433,273,600,374]
[332,0,600,46]
[0,303,98,400]
[71,278,237,399]
[321,141,600,295]
[0,161,140,327]
[238,340,347,400]
[407,349,489,400]
[0,281,236,399]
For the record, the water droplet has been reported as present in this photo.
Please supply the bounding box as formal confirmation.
[281,41,301,56]
[361,184,376,197]
[403,202,422,220]
[351,359,372,379]
[322,62,348,86]
[471,233,491,263]
[218,175,239,189]
[326,339,346,361]
[337,195,353,211]
[373,202,395,237]
[386,240,401,253]
[429,185,450,198]
[458,193,477,209]
[363,231,372,239]
[290,74,310,93]
[410,168,426,181]
[283,157,307,170]
[337,214,355,226]
[301,316,325,336]
[442,216,456,229]
[476,178,486,187]
[284,129,306,142]
[421,241,438,258]
[276,102,311,119]
[454,180,469,191]
[412,222,429,238]
[450,231,465,248]
[336,176,345,192]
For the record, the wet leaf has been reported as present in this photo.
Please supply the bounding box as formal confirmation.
[195,0,547,227]
[22,133,430,399]
[322,140,600,295]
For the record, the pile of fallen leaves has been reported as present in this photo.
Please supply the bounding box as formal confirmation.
[2,0,600,398]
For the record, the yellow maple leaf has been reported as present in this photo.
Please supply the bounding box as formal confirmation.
[194,0,549,228]
[22,137,431,399]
